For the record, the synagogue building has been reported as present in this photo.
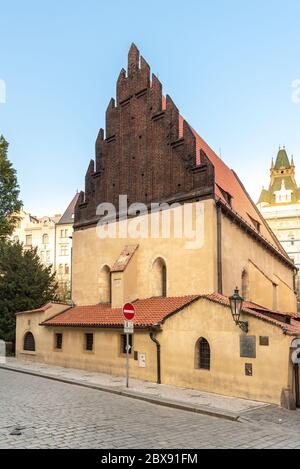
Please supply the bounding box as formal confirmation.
[16,45,300,408]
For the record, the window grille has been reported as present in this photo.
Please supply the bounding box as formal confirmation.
[24,332,35,351]
[55,333,63,350]
[85,333,94,351]
[198,338,210,370]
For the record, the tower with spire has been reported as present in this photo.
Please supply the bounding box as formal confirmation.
[258,148,300,206]
[257,148,300,298]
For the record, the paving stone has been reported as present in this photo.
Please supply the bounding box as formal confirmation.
[1,368,300,449]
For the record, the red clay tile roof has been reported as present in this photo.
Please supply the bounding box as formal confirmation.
[15,304,52,316]
[41,296,199,328]
[202,292,300,335]
[188,127,290,260]
[244,300,300,319]
[176,100,289,262]
[39,292,300,335]
[111,244,139,273]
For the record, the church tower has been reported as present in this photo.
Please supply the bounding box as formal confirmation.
[257,148,300,306]
[258,147,300,207]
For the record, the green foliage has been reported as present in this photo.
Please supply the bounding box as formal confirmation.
[0,135,22,238]
[57,282,71,303]
[0,241,58,342]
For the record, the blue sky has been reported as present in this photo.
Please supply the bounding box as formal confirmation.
[1,0,300,216]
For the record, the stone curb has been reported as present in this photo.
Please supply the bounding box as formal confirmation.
[0,364,240,422]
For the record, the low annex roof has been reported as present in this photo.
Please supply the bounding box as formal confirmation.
[41,296,199,328]
[37,293,300,336]
[203,292,300,336]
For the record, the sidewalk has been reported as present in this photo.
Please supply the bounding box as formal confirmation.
[0,358,268,421]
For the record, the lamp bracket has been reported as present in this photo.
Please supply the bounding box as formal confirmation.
[236,320,248,334]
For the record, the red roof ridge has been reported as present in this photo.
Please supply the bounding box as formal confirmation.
[35,294,300,336]
[40,295,200,328]
[15,303,52,316]
[183,122,292,264]
[202,292,300,335]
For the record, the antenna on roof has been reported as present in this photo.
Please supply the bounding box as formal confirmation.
[219,147,222,158]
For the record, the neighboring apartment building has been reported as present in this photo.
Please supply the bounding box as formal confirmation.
[16,45,300,408]
[11,193,79,299]
[55,193,79,299]
[257,148,300,303]
[12,212,60,268]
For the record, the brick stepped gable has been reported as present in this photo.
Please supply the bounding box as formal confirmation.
[75,43,215,228]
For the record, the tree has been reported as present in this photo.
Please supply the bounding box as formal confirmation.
[0,241,58,342]
[0,135,22,238]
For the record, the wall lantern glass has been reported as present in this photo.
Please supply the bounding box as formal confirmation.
[229,287,248,334]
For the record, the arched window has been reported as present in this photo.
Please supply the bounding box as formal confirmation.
[99,265,111,304]
[195,338,210,370]
[151,257,167,297]
[23,332,35,352]
[241,269,249,300]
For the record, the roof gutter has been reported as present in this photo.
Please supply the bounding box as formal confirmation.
[217,204,223,294]
[40,323,155,330]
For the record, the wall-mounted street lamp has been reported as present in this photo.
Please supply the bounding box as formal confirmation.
[229,287,248,334]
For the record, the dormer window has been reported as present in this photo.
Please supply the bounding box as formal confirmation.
[253,220,261,232]
[217,185,232,207]
[248,214,261,233]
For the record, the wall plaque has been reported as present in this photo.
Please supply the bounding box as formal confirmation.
[240,336,256,358]
[259,336,269,346]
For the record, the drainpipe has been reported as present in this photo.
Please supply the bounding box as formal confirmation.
[150,327,161,384]
[54,222,57,276]
[217,204,223,294]
[68,236,74,306]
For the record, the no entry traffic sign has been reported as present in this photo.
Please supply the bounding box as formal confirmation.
[122,303,135,321]
[122,303,135,389]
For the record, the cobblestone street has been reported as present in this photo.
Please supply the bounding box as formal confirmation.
[1,369,300,449]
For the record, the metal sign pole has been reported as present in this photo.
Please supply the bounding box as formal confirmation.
[295,364,300,408]
[123,304,135,389]
[126,332,129,388]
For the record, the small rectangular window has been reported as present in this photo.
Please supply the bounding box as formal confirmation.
[245,363,253,376]
[85,333,94,351]
[43,234,49,244]
[121,334,133,354]
[55,333,63,350]
[26,235,32,246]
[60,245,68,256]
